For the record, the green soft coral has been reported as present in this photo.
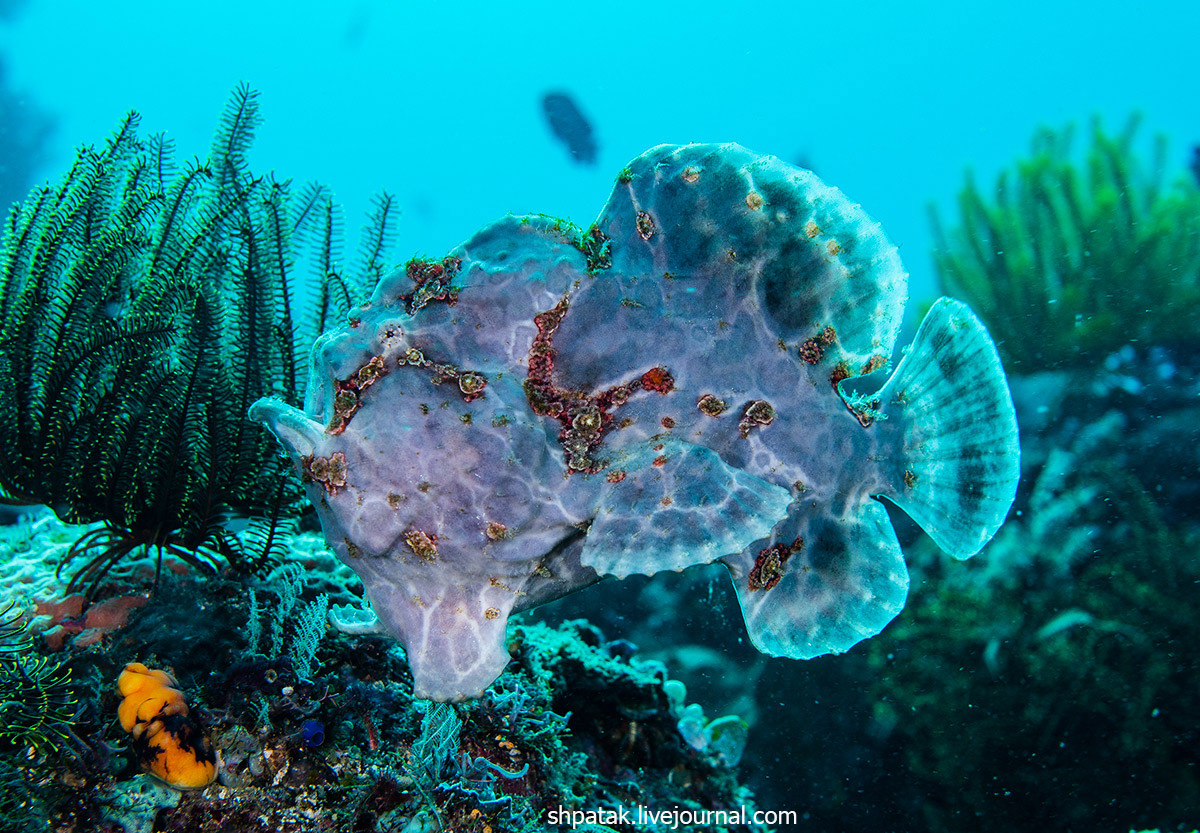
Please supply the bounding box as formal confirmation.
[931,116,1200,370]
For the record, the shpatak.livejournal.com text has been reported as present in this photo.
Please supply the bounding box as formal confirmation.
[547,804,798,829]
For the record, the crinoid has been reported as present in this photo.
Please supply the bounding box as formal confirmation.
[0,601,76,752]
[56,492,296,601]
[930,116,1200,370]
[0,86,398,602]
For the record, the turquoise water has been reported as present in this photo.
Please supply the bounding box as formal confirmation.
[3,2,1199,831]
[4,0,1197,306]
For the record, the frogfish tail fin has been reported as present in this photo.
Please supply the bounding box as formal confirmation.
[875,297,1020,559]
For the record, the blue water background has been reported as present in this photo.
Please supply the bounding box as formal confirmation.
[3,0,1198,315]
[3,4,1200,829]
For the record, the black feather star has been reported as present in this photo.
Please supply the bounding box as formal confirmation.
[0,85,398,601]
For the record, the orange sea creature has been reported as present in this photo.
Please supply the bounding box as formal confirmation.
[117,662,217,790]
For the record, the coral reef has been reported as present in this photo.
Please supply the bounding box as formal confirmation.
[931,117,1200,370]
[254,143,1019,701]
[0,532,772,832]
[12,85,1197,833]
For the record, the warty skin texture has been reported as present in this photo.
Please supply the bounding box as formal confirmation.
[252,143,1019,701]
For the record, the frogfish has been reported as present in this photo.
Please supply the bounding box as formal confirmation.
[251,143,1020,702]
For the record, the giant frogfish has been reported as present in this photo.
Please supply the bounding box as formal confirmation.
[251,143,1020,702]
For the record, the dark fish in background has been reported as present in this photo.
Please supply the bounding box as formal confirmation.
[1191,145,1200,187]
[542,91,597,164]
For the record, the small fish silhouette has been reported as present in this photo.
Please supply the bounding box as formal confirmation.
[542,91,597,164]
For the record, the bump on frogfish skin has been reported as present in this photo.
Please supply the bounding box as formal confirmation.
[250,142,1021,702]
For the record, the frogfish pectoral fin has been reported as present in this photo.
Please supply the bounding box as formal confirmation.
[580,439,792,579]
[723,501,909,658]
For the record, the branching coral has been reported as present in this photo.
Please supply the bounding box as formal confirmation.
[931,117,1200,370]
[0,86,397,598]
